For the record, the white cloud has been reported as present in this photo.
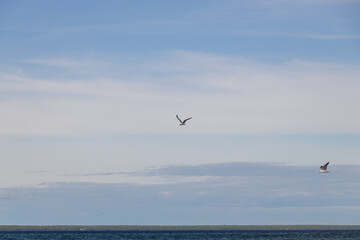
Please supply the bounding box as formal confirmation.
[1,51,360,136]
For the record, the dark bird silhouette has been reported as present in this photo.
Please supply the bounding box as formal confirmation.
[176,115,192,126]
[320,162,330,173]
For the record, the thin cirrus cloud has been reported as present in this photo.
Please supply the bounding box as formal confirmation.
[74,161,360,183]
[1,50,360,136]
[307,35,360,39]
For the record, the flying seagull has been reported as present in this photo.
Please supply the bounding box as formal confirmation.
[320,162,330,173]
[176,115,192,126]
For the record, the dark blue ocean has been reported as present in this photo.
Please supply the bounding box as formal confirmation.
[1,230,360,240]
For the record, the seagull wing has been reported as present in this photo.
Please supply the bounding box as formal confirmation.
[176,115,183,123]
[320,162,329,170]
[183,117,192,123]
[323,162,329,169]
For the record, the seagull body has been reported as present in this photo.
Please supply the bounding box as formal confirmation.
[176,115,192,126]
[320,162,330,173]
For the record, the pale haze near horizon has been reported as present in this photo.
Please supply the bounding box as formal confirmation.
[0,0,360,225]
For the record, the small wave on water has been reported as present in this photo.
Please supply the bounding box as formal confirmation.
[1,230,360,240]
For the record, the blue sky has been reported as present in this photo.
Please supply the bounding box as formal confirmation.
[1,0,360,225]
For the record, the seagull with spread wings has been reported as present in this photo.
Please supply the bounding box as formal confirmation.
[176,115,192,126]
[320,162,330,173]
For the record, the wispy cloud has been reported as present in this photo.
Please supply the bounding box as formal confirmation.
[4,0,358,42]
[1,50,359,136]
[22,58,88,68]
[307,35,360,39]
[74,161,360,187]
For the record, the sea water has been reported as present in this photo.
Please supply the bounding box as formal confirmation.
[1,230,360,240]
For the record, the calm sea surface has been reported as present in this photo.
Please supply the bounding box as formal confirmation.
[1,230,360,240]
